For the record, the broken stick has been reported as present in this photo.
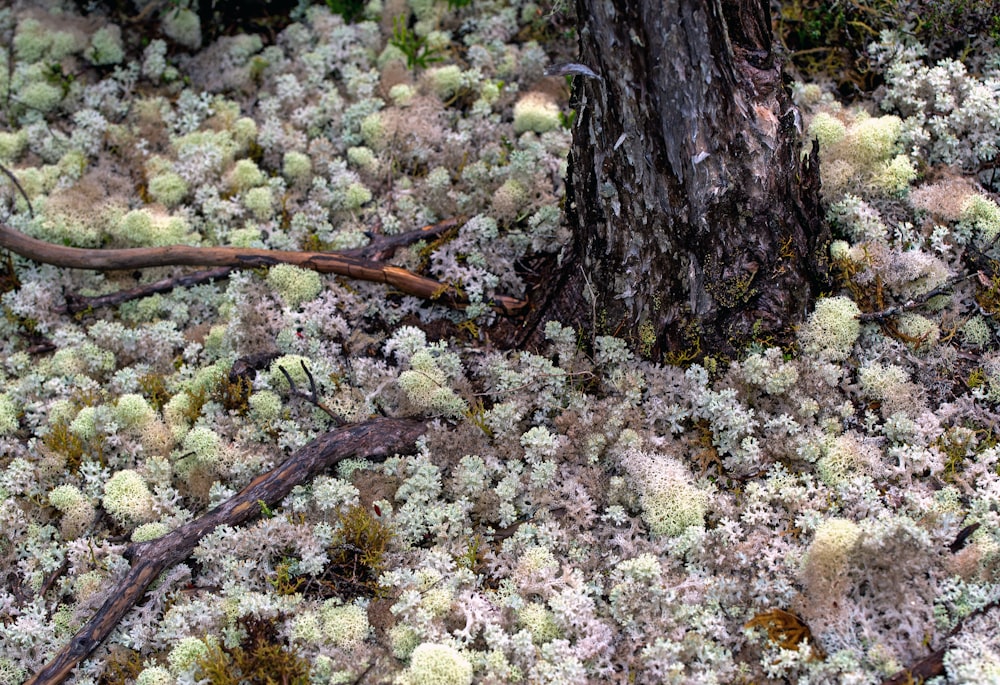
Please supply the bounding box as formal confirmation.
[0,220,528,315]
[26,416,428,685]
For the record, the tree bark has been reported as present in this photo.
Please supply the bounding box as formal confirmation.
[519,0,828,359]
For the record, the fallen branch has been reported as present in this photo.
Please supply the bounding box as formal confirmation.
[0,161,33,216]
[55,218,466,314]
[882,596,1000,685]
[881,646,946,685]
[858,274,972,322]
[0,220,528,315]
[26,416,428,685]
[341,215,464,261]
[60,266,234,314]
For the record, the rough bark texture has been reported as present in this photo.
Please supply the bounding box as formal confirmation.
[519,0,829,359]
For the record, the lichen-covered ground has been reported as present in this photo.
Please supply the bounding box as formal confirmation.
[2,1,1000,683]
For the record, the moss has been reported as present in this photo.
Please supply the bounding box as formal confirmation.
[705,264,758,309]
[194,616,309,685]
[211,373,253,415]
[98,646,144,685]
[936,426,980,482]
[638,320,657,358]
[320,504,393,596]
[43,388,106,471]
[268,556,305,596]
[165,388,208,431]
[43,420,88,472]
[138,372,172,412]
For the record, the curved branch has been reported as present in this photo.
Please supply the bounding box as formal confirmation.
[0,221,528,315]
[60,266,235,314]
[26,416,428,685]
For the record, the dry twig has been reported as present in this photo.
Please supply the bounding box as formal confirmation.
[882,596,1000,685]
[278,359,344,425]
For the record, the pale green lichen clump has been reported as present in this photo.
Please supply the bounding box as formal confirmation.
[799,296,861,361]
[0,393,18,435]
[802,517,861,590]
[396,345,467,419]
[620,448,707,536]
[102,470,155,527]
[48,484,95,539]
[400,643,473,685]
[321,601,370,647]
[513,92,560,134]
[266,263,324,308]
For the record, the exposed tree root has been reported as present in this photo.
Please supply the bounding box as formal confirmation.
[26,417,428,685]
[0,218,528,315]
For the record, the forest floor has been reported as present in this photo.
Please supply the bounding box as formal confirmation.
[1,1,1000,684]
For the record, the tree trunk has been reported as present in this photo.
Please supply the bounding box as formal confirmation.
[518,0,829,360]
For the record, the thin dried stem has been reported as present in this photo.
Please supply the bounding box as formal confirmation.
[279,360,344,425]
